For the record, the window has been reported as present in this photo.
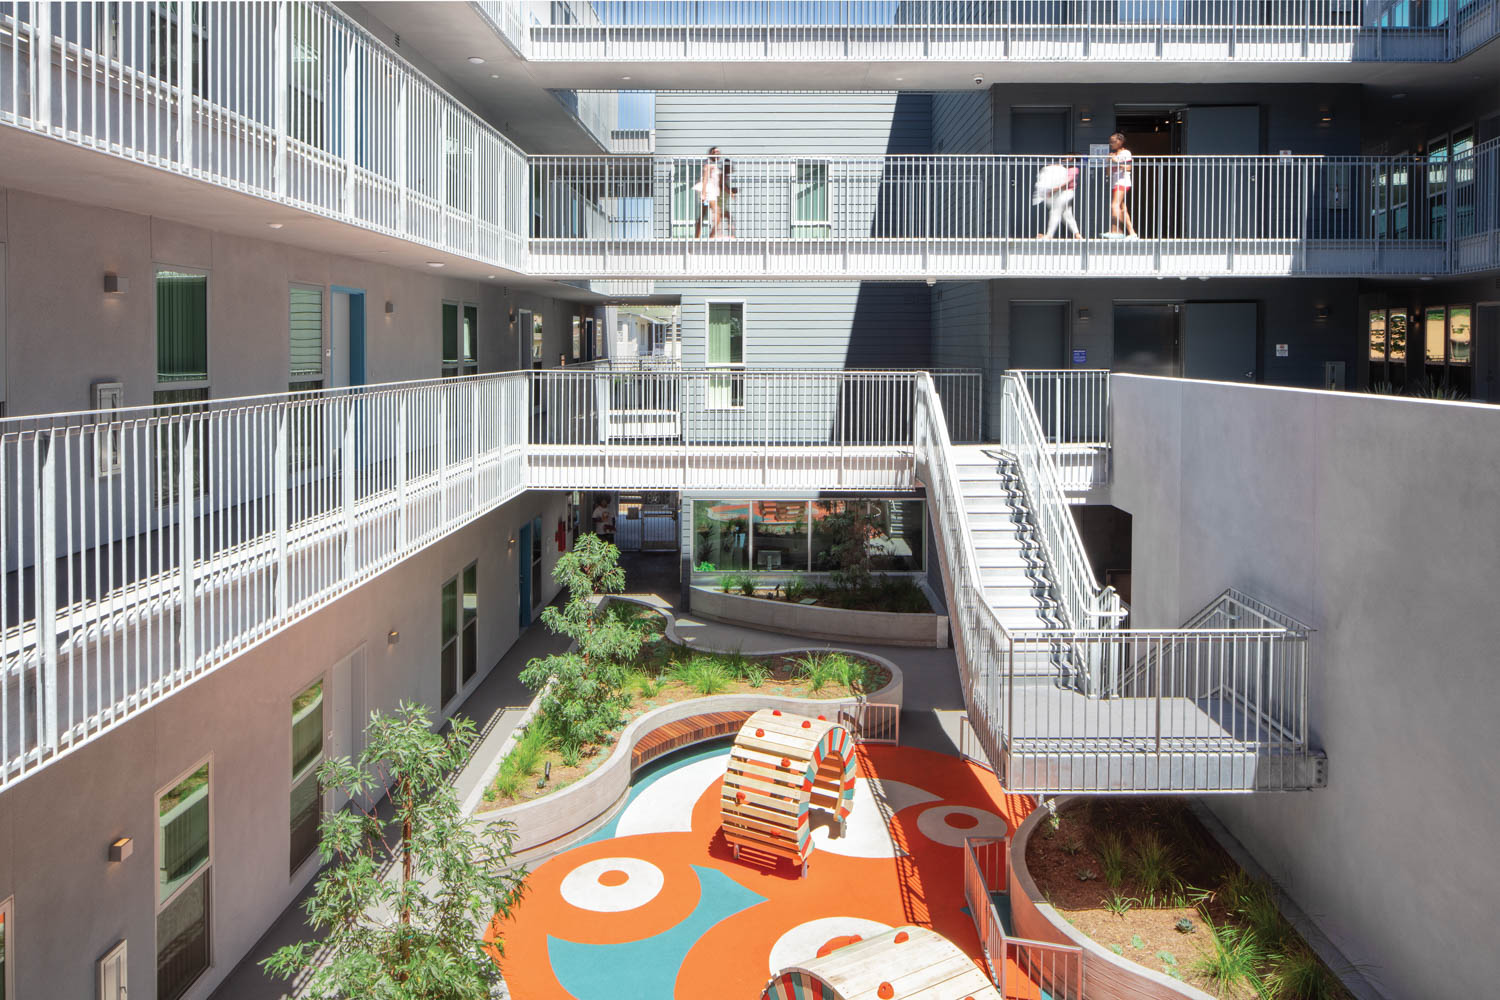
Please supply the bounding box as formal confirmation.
[671,162,698,238]
[443,303,479,377]
[812,500,926,573]
[289,285,324,386]
[707,302,744,409]
[593,318,605,359]
[149,2,209,93]
[153,387,210,507]
[1424,304,1473,394]
[289,679,324,875]
[440,563,477,707]
[531,313,545,367]
[157,269,208,384]
[752,501,809,571]
[1453,127,1476,238]
[289,6,339,151]
[792,161,831,238]
[693,499,928,576]
[1428,136,1449,237]
[572,316,583,362]
[694,501,750,572]
[157,761,211,1000]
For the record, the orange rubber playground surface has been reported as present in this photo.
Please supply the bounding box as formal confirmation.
[491,743,1036,1000]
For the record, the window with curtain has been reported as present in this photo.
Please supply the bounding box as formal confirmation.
[153,387,210,507]
[707,302,744,409]
[671,162,697,238]
[157,762,211,1000]
[157,270,208,383]
[442,303,478,377]
[289,679,323,874]
[289,285,324,384]
[792,161,831,238]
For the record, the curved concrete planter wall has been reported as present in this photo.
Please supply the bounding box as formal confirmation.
[472,599,903,857]
[1009,798,1220,1000]
[691,585,949,648]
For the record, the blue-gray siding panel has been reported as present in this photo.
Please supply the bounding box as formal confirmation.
[932,90,995,155]
[654,92,933,156]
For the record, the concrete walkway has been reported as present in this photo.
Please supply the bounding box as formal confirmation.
[212,551,971,998]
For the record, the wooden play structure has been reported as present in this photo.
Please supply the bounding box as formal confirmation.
[720,708,856,876]
[761,925,1003,1000]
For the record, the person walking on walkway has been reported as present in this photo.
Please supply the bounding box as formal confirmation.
[1035,155,1082,239]
[1106,133,1138,239]
[694,147,724,238]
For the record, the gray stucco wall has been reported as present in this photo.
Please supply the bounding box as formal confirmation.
[1109,375,1500,1000]
[0,489,567,1000]
[0,187,582,417]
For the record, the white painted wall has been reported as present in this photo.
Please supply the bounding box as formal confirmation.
[1110,375,1500,1000]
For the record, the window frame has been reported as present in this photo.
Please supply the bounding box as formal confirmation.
[289,676,326,877]
[705,300,747,410]
[154,266,211,391]
[442,301,480,378]
[155,755,213,1000]
[0,894,12,1000]
[440,561,478,708]
[791,159,832,239]
[670,161,698,238]
[691,497,928,577]
[288,282,326,385]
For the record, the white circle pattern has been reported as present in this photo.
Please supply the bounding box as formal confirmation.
[558,857,665,913]
[914,805,1008,847]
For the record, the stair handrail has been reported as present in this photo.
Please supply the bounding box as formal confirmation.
[994,373,1122,633]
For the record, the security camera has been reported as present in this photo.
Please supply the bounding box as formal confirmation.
[973,74,985,86]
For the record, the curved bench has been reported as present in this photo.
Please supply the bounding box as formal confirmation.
[630,710,754,770]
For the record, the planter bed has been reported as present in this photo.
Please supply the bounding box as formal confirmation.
[470,600,902,856]
[691,585,949,648]
[1012,797,1353,1000]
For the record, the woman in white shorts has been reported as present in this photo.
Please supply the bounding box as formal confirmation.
[1107,133,1138,239]
[694,147,723,238]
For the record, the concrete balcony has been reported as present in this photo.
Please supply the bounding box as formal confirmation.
[529,149,1500,279]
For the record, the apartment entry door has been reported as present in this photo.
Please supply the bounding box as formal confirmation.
[330,287,367,388]
[1011,109,1070,238]
[1009,301,1068,369]
[1113,302,1258,381]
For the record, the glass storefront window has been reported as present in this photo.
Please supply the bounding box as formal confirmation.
[1388,309,1408,363]
[1449,306,1471,365]
[1425,306,1448,364]
[869,500,926,572]
[694,500,749,572]
[751,501,810,572]
[1368,310,1387,363]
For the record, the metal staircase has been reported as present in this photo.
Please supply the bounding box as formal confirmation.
[952,447,1061,633]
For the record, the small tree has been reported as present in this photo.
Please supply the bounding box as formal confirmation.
[815,500,881,591]
[519,534,647,752]
[262,703,525,999]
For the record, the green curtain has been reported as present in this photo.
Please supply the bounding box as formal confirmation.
[288,286,323,379]
[463,305,478,365]
[442,302,460,368]
[793,162,829,238]
[708,303,743,365]
[157,272,208,382]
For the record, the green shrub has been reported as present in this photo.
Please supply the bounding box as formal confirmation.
[792,651,859,693]
[783,576,807,602]
[672,656,731,695]
[1239,881,1293,952]
[1130,829,1177,900]
[738,576,757,596]
[742,662,771,687]
[1193,920,1266,995]
[1097,832,1128,888]
[1262,946,1347,1000]
[1103,892,1136,916]
[694,561,716,572]
[718,574,738,593]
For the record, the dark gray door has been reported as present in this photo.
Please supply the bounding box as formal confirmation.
[1477,304,1499,402]
[1009,302,1068,370]
[1113,304,1178,376]
[1011,110,1069,237]
[1182,106,1260,239]
[1182,302,1258,382]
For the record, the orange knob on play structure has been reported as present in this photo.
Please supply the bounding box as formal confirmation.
[781,757,790,767]
[877,983,895,999]
[894,931,910,944]
[756,728,765,737]
[772,709,782,716]
[736,791,746,803]
[817,714,826,721]
[802,720,811,728]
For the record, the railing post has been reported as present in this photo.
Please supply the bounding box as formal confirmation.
[341,398,356,579]
[274,0,289,198]
[342,32,356,216]
[37,433,59,752]
[34,0,52,132]
[437,386,449,528]
[179,0,195,170]
[179,418,197,680]
[396,78,409,236]
[395,393,408,549]
[470,380,481,506]
[274,408,289,618]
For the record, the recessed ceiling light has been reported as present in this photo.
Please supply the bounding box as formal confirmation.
[491,73,500,79]
[895,76,904,81]
[467,56,485,65]
[622,75,631,80]
[426,261,445,268]
[1392,92,1407,99]
[267,222,284,229]
[487,274,496,279]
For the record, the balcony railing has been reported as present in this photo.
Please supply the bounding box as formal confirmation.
[502,0,1500,63]
[528,148,1500,278]
[0,2,530,271]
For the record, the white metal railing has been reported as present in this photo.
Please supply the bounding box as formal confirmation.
[527,148,1500,279]
[0,2,530,271]
[963,836,1085,1000]
[610,127,656,154]
[914,372,1317,792]
[1013,369,1111,493]
[507,0,1498,62]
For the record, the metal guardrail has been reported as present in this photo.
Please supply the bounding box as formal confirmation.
[1,2,531,271]
[963,836,1085,1000]
[528,147,1500,279]
[505,0,1499,63]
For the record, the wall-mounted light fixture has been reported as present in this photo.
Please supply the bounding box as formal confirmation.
[108,837,133,862]
[1076,307,1091,322]
[1313,303,1330,323]
[1079,107,1093,124]
[103,272,129,295]
[385,300,396,315]
[387,629,400,645]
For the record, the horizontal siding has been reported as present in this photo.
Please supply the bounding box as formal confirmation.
[932,90,994,155]
[660,281,932,368]
[931,280,991,368]
[654,92,933,156]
